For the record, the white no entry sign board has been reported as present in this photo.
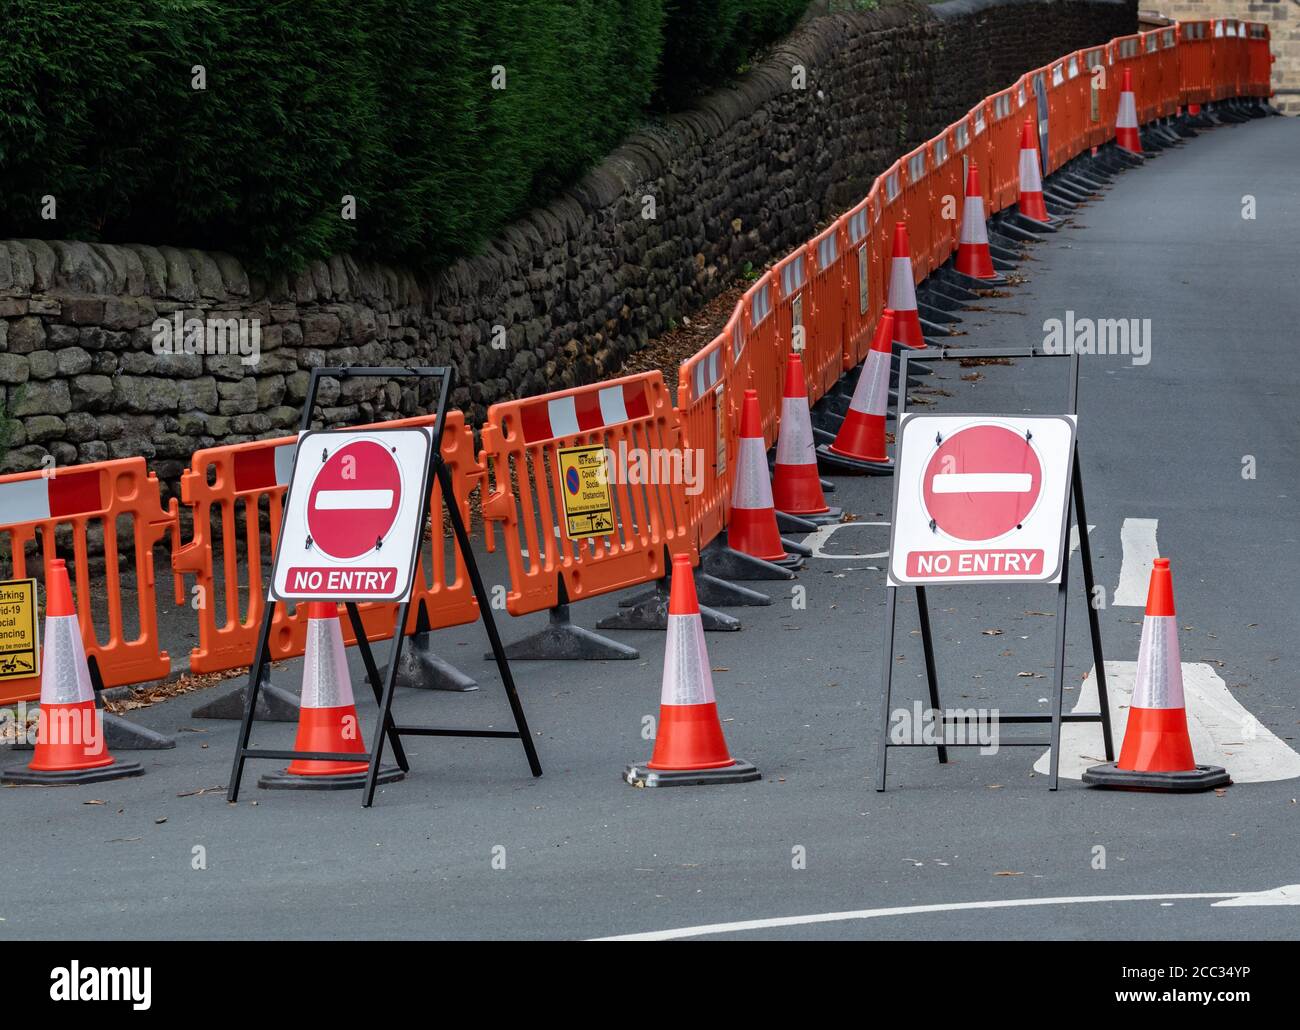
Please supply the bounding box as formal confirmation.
[887,413,1076,586]
[270,428,433,602]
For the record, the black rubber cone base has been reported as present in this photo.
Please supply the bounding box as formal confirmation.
[816,443,894,475]
[624,759,760,787]
[258,765,405,791]
[1,759,144,786]
[1081,762,1230,793]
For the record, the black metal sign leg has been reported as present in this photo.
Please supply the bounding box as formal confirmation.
[361,598,413,807]
[1071,458,1115,761]
[1047,494,1075,791]
[439,461,542,778]
[227,601,277,803]
[915,586,949,764]
[343,601,410,772]
[876,585,899,792]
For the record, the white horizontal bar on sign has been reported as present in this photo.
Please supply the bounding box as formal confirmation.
[314,489,394,510]
[930,473,1032,494]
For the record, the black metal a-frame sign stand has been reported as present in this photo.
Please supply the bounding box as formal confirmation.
[227,366,542,807]
[876,348,1114,791]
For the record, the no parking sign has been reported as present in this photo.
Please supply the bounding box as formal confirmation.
[270,427,433,602]
[887,413,1076,585]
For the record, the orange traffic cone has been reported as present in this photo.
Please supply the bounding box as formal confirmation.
[1116,67,1142,154]
[955,160,1000,281]
[727,388,800,567]
[1083,559,1230,791]
[1017,118,1052,224]
[258,602,404,790]
[818,311,896,474]
[1,560,143,785]
[624,555,759,787]
[886,222,927,351]
[772,352,840,524]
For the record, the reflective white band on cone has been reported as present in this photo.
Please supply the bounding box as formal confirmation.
[41,614,95,705]
[959,196,989,245]
[1019,148,1043,192]
[301,614,355,710]
[850,349,891,418]
[887,256,918,312]
[775,396,816,467]
[660,613,715,707]
[732,436,776,511]
[1132,614,1184,709]
[1117,91,1139,129]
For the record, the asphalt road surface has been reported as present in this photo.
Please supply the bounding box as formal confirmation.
[2,116,1297,941]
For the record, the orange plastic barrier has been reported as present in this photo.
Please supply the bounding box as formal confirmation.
[928,128,961,269]
[677,324,737,553]
[480,372,694,616]
[987,84,1024,212]
[172,412,481,675]
[773,248,810,405]
[1179,22,1212,108]
[0,459,177,703]
[900,145,933,279]
[840,188,884,369]
[1246,23,1272,99]
[806,221,848,401]
[1082,45,1111,148]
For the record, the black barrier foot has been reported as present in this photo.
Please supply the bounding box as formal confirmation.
[395,630,479,692]
[102,711,175,750]
[497,603,639,660]
[624,759,760,787]
[694,573,771,608]
[1008,211,1058,234]
[775,510,821,533]
[778,506,841,528]
[258,766,405,791]
[1,759,146,786]
[918,302,961,324]
[193,673,300,722]
[701,539,795,581]
[599,575,740,633]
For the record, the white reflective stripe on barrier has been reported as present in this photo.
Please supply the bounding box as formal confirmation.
[887,256,917,310]
[817,231,839,268]
[693,349,722,400]
[775,396,816,466]
[781,255,806,295]
[660,613,715,707]
[732,320,746,360]
[848,207,868,244]
[885,171,900,200]
[1133,615,1184,710]
[752,283,772,325]
[731,436,775,511]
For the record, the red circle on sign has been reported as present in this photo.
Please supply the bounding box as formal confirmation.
[921,425,1042,541]
[306,440,402,560]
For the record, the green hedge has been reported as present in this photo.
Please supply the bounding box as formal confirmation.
[0,0,807,273]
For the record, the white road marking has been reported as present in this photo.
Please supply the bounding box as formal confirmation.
[1067,522,1096,556]
[314,489,394,510]
[1112,517,1159,606]
[932,473,1033,493]
[590,884,1300,940]
[804,521,890,560]
[1032,661,1300,782]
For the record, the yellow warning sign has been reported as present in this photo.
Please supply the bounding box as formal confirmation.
[0,578,39,684]
[557,445,614,539]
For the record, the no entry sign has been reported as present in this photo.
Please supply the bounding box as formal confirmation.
[887,414,1076,585]
[271,428,433,602]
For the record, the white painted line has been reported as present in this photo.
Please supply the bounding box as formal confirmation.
[314,489,394,510]
[1113,517,1159,606]
[589,884,1299,941]
[1212,884,1300,907]
[1032,661,1300,782]
[931,473,1032,494]
[804,521,891,560]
